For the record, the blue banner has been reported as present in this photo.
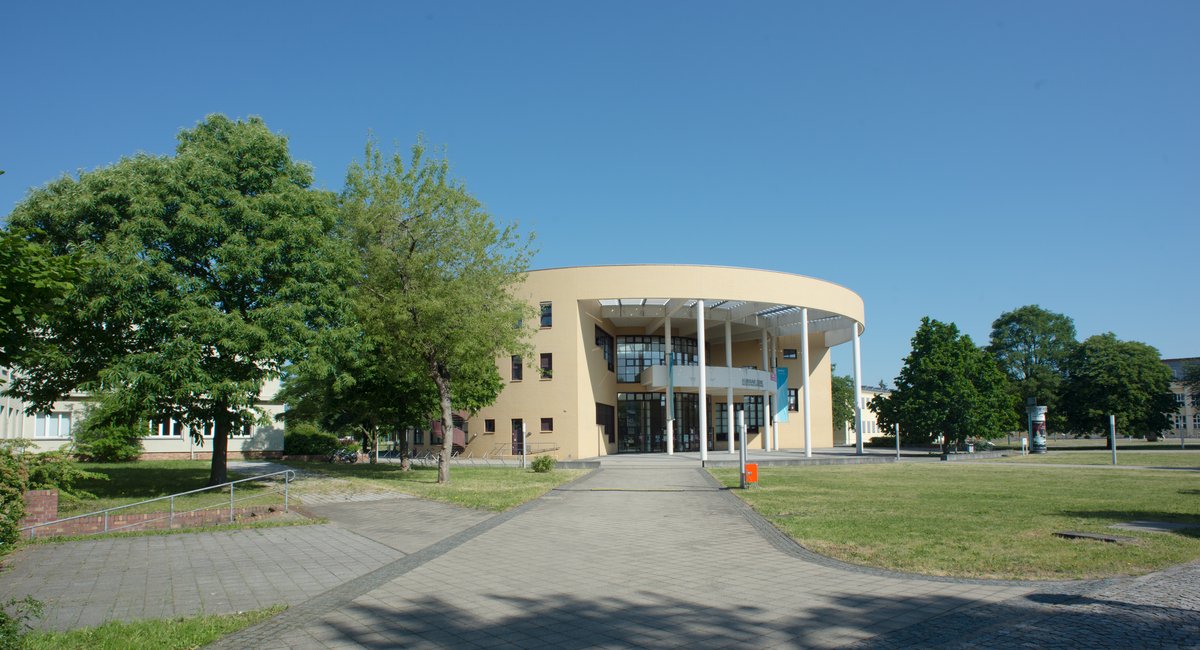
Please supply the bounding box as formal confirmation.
[775,367,789,422]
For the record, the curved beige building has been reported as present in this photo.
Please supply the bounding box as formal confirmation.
[455,265,866,460]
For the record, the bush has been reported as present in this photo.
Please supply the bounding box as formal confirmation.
[284,423,338,456]
[74,424,143,462]
[0,596,43,650]
[865,435,897,448]
[530,455,556,473]
[71,397,145,462]
[0,440,104,552]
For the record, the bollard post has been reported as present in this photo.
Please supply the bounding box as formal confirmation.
[895,423,900,460]
[738,411,748,489]
[1109,415,1117,465]
[230,482,235,524]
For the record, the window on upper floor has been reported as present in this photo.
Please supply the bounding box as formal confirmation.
[783,349,798,359]
[540,302,552,328]
[596,326,614,372]
[512,355,523,381]
[540,353,553,379]
[541,417,554,432]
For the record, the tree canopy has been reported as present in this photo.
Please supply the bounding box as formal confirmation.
[0,230,79,368]
[988,305,1076,432]
[6,115,345,485]
[872,317,1016,450]
[339,138,534,483]
[830,364,855,435]
[1060,333,1173,439]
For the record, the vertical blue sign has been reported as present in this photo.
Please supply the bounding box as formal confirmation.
[775,367,789,422]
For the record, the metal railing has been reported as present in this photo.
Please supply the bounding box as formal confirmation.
[20,469,296,539]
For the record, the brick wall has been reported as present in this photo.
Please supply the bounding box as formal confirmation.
[19,490,59,528]
[21,503,286,539]
[138,450,284,461]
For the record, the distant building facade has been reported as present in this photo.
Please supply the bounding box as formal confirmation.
[1164,357,1199,438]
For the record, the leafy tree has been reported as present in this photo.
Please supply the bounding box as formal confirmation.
[0,230,79,368]
[830,364,855,434]
[1060,333,1173,442]
[341,138,534,483]
[872,318,1016,452]
[5,115,345,485]
[988,305,1076,432]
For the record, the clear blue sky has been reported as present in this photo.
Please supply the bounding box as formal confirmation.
[3,1,1197,386]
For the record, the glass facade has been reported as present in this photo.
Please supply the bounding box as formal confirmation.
[617,391,704,453]
[616,336,699,383]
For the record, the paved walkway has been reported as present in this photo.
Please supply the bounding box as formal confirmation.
[2,457,1197,647]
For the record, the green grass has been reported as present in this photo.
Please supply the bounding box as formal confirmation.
[990,437,1196,451]
[63,461,285,516]
[25,516,321,545]
[711,463,1200,580]
[998,450,1200,468]
[283,461,588,511]
[21,605,284,649]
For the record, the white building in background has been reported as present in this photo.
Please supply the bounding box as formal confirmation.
[1164,357,1199,438]
[840,385,890,445]
[0,368,285,458]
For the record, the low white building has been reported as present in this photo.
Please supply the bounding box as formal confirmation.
[0,368,285,459]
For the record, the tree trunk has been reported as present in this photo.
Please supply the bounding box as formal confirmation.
[400,428,411,471]
[430,357,454,484]
[208,414,231,487]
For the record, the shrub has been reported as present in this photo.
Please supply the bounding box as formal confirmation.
[284,423,338,456]
[0,596,43,650]
[74,424,143,462]
[71,397,145,462]
[0,440,104,552]
[865,435,897,448]
[530,455,556,473]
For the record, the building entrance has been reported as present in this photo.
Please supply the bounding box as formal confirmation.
[616,392,702,453]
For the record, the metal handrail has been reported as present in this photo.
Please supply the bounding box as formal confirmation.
[20,469,296,538]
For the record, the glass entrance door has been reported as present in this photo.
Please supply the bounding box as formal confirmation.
[617,393,666,453]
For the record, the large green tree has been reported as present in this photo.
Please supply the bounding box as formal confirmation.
[872,318,1016,451]
[0,230,79,367]
[341,139,534,483]
[830,364,855,435]
[1060,333,1173,442]
[987,305,1076,432]
[6,115,345,485]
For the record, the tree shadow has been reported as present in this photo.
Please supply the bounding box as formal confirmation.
[286,586,1199,648]
[1059,510,1200,539]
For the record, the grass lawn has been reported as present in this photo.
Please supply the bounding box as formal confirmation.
[61,461,285,516]
[990,437,1196,451]
[283,461,588,511]
[711,463,1200,580]
[22,605,284,649]
[998,450,1200,468]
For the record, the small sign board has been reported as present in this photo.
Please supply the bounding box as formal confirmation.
[744,463,758,484]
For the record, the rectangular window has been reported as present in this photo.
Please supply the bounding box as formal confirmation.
[485,419,496,433]
[540,353,553,379]
[540,302,552,328]
[512,355,523,381]
[783,349,798,359]
[541,417,554,432]
[147,418,183,437]
[596,326,614,372]
[788,388,799,412]
[1193,413,1200,429]
[1175,414,1186,429]
[413,429,424,445]
[1175,393,1186,407]
[596,402,615,444]
[34,412,72,438]
[233,423,252,438]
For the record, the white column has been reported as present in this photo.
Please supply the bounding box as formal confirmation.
[801,308,812,458]
[853,322,864,456]
[665,316,674,455]
[761,329,771,450]
[697,300,707,461]
[771,333,780,450]
[726,319,735,453]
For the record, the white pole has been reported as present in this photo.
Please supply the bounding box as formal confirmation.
[1109,415,1117,465]
[895,422,900,460]
[761,329,771,451]
[726,319,735,454]
[771,334,780,451]
[738,409,747,489]
[852,322,864,456]
[665,316,674,455]
[521,421,527,469]
[801,308,812,458]
[698,300,708,462]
